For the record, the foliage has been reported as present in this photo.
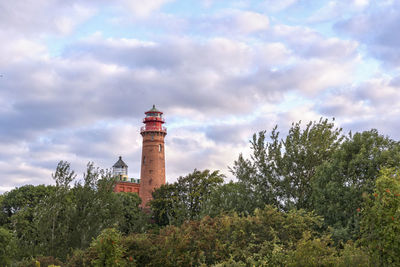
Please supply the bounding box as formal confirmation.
[89,228,130,267]
[5,161,150,261]
[124,206,324,266]
[0,194,8,226]
[0,227,16,266]
[34,162,122,260]
[312,130,400,241]
[148,183,179,226]
[15,256,64,267]
[1,184,55,219]
[150,169,224,226]
[286,232,338,266]
[231,118,343,211]
[69,206,372,266]
[200,181,254,217]
[360,168,400,266]
[336,241,370,267]
[0,184,55,258]
[115,192,150,234]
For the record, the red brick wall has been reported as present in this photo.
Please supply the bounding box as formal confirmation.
[114,181,140,193]
[139,131,166,207]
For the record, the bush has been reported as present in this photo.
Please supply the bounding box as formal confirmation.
[88,228,133,267]
[15,256,64,267]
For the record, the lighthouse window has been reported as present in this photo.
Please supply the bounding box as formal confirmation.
[159,144,162,152]
[143,156,146,164]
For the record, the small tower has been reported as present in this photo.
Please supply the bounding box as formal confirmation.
[139,105,167,207]
[113,156,140,193]
[113,156,128,181]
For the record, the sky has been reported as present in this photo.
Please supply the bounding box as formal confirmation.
[1,0,400,193]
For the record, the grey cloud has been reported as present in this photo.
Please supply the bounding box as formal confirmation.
[316,76,400,140]
[269,25,359,61]
[0,0,94,36]
[205,124,250,145]
[335,1,400,67]
[0,31,358,147]
[0,0,173,37]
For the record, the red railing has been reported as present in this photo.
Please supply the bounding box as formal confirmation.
[140,126,167,133]
[143,117,165,123]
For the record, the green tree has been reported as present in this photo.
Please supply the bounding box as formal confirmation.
[231,118,343,211]
[200,181,254,217]
[1,184,55,221]
[0,184,55,258]
[115,192,150,234]
[150,183,181,226]
[35,161,124,260]
[360,168,400,266]
[89,228,129,267]
[312,130,400,241]
[0,227,16,266]
[121,206,324,266]
[150,169,224,226]
[0,194,7,227]
[35,161,76,259]
[68,206,370,266]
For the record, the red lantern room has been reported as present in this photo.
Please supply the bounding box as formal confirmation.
[140,104,167,134]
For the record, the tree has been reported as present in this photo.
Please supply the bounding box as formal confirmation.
[35,161,77,259]
[150,183,181,226]
[0,194,7,227]
[360,168,400,266]
[150,169,225,226]
[231,118,343,211]
[312,130,400,241]
[89,228,129,267]
[0,184,55,258]
[115,192,150,234]
[1,184,55,220]
[0,227,16,266]
[35,161,123,260]
[200,181,254,217]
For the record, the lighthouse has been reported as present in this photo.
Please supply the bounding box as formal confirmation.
[139,105,167,207]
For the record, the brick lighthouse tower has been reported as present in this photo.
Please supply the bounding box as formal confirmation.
[139,105,167,207]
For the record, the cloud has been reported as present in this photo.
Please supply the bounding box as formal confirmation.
[270,24,359,61]
[0,30,359,190]
[316,76,400,139]
[193,10,269,35]
[120,0,174,18]
[1,0,398,194]
[262,0,299,12]
[234,11,270,33]
[335,1,400,67]
[0,1,95,36]
[0,28,359,148]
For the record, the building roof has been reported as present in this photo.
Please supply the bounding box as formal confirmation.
[113,156,128,168]
[146,104,162,113]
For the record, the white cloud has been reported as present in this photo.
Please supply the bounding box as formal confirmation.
[234,11,269,33]
[262,0,299,12]
[353,0,369,7]
[0,1,95,36]
[335,1,400,68]
[120,0,174,18]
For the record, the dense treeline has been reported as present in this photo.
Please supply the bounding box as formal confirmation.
[1,118,400,266]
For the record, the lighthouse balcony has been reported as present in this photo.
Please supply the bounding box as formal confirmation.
[143,117,165,123]
[140,126,167,133]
